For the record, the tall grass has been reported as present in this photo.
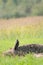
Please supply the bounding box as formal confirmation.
[0,20,43,65]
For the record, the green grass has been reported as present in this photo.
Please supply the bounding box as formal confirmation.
[0,22,43,65]
[0,53,43,65]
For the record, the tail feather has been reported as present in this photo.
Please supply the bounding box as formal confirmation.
[14,40,19,50]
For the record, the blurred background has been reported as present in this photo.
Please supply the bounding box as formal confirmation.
[0,0,43,19]
[0,0,43,52]
[0,1,43,65]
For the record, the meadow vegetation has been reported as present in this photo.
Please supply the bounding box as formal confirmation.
[0,17,43,65]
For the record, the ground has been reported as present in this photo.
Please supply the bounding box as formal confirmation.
[0,16,43,65]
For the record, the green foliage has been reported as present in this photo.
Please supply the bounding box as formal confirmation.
[2,0,7,3]
[0,0,43,18]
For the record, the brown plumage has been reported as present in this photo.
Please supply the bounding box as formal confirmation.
[2,40,43,56]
